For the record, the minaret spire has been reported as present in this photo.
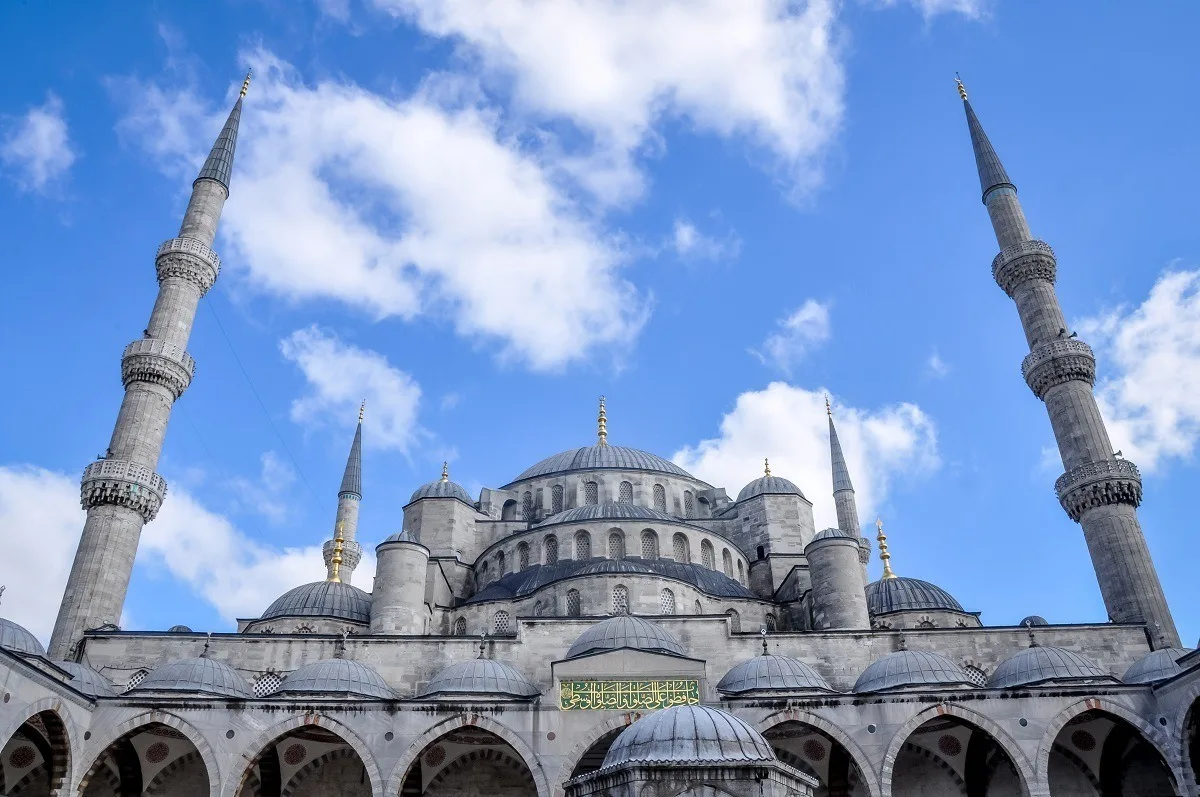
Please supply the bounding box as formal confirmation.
[597,396,608,446]
[960,81,1179,648]
[827,398,870,575]
[49,77,249,658]
[325,407,365,583]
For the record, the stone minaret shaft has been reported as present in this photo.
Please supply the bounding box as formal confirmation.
[827,402,870,573]
[961,83,1179,648]
[323,409,364,584]
[48,81,248,659]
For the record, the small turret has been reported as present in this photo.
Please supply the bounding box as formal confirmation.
[371,532,430,635]
[804,528,869,631]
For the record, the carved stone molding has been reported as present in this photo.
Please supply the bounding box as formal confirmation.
[1021,339,1096,399]
[121,338,195,399]
[1055,459,1142,522]
[155,237,221,294]
[992,239,1056,297]
[323,539,364,573]
[81,459,168,522]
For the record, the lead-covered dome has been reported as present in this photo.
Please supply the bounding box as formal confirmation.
[418,659,539,699]
[408,477,474,507]
[1123,648,1192,684]
[737,474,806,503]
[866,577,964,614]
[989,646,1115,689]
[566,616,685,659]
[55,661,115,697]
[273,659,393,699]
[716,655,834,695]
[0,617,45,656]
[854,650,975,693]
[540,502,679,526]
[261,581,372,624]
[602,705,774,767]
[508,445,695,484]
[129,657,253,698]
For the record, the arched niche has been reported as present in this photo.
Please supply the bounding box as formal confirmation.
[0,708,71,796]
[234,723,375,797]
[79,721,210,797]
[398,726,538,797]
[1046,708,1176,797]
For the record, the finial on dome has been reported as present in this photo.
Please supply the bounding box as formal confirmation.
[202,632,212,658]
[763,458,771,477]
[358,399,366,424]
[1027,626,1038,648]
[440,461,449,482]
[479,632,488,659]
[597,396,608,446]
[955,72,967,101]
[240,68,252,99]
[876,518,897,580]
[329,521,345,583]
[761,626,769,656]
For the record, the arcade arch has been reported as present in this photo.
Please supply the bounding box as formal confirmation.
[233,723,375,797]
[1045,709,1176,797]
[398,726,537,797]
[79,720,209,797]
[0,708,71,796]
[763,719,869,797]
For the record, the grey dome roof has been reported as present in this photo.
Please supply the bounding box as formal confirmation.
[0,618,45,656]
[989,646,1114,689]
[55,661,115,697]
[130,657,253,698]
[167,625,193,633]
[566,616,685,659]
[274,658,393,699]
[381,530,415,544]
[602,705,774,768]
[737,474,805,503]
[1123,648,1192,684]
[854,650,975,693]
[509,445,696,484]
[408,478,474,507]
[541,502,680,526]
[418,659,539,699]
[261,581,371,624]
[716,655,835,695]
[812,527,854,542]
[866,577,964,614]
[1019,615,1049,627]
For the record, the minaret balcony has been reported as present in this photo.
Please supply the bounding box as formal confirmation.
[121,338,196,399]
[81,458,168,522]
[155,237,221,294]
[992,239,1056,297]
[1021,338,1096,399]
[1055,459,1142,522]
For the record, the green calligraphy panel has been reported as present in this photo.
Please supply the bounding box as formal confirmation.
[558,679,700,710]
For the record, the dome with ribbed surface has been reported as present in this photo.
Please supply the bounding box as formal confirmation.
[716,655,834,695]
[989,647,1115,689]
[261,581,371,624]
[0,617,44,656]
[737,475,805,503]
[812,527,854,541]
[408,478,474,507]
[541,502,680,526]
[566,616,685,659]
[418,659,539,699]
[274,659,393,699]
[854,651,975,693]
[130,657,253,698]
[866,577,964,614]
[167,625,193,633]
[1123,648,1192,684]
[1019,616,1048,627]
[603,706,774,767]
[508,445,696,484]
[55,661,115,697]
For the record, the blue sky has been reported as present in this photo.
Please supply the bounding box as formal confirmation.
[2,1,1199,646]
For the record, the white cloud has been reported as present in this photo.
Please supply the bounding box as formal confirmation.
[1,94,76,193]
[281,326,423,454]
[1078,269,1200,471]
[674,383,938,530]
[867,0,989,19]
[752,299,832,374]
[927,350,950,378]
[670,218,740,262]
[230,451,296,524]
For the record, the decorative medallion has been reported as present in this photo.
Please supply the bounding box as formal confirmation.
[1071,730,1096,752]
[559,680,700,711]
[283,743,308,766]
[424,745,447,767]
[802,739,826,761]
[145,742,171,764]
[937,735,962,757]
[9,746,37,769]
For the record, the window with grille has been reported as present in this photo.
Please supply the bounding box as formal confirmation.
[659,589,676,615]
[518,542,529,569]
[295,625,313,634]
[493,611,512,635]
[522,491,533,519]
[454,617,467,636]
[964,665,988,686]
[552,484,564,514]
[609,531,625,559]
[544,535,558,564]
[575,530,591,560]
[497,551,506,574]
[673,533,689,563]
[722,549,733,577]
[765,614,777,633]
[567,589,581,617]
[653,484,666,512]
[737,560,745,583]
[125,669,149,691]
[684,491,695,519]
[612,585,628,615]
[584,481,599,505]
[533,601,544,617]
[726,609,741,632]
[701,540,714,569]
[618,481,633,503]
[253,672,283,698]
[641,530,658,559]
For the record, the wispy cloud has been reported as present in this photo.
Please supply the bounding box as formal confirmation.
[752,299,832,375]
[927,350,950,378]
[865,0,990,20]
[670,217,741,262]
[1,93,76,193]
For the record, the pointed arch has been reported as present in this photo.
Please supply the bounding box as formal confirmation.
[754,708,882,797]
[0,698,76,797]
[554,714,643,797]
[79,711,219,797]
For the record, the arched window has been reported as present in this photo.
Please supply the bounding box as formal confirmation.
[517,542,530,569]
[522,491,533,519]
[609,531,625,559]
[493,611,512,635]
[765,614,777,633]
[453,617,467,636]
[126,669,150,691]
[584,481,599,505]
[660,588,676,615]
[619,481,633,503]
[641,530,659,559]
[479,560,490,584]
[737,560,745,583]
[551,484,564,514]
[756,545,765,560]
[295,624,313,634]
[672,532,689,563]
[701,540,714,569]
[501,500,518,521]
[964,665,988,686]
[533,600,544,617]
[575,530,591,560]
[253,673,283,697]
[653,484,666,512]
[694,600,703,614]
[612,585,629,615]
[726,608,741,632]
[497,550,506,574]
[544,535,559,564]
[722,549,733,578]
[567,589,581,617]
[683,491,695,519]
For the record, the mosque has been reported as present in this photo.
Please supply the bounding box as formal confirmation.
[0,72,1197,797]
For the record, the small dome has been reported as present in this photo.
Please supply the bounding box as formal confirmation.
[418,659,539,699]
[566,616,685,659]
[1123,648,1192,684]
[509,445,695,484]
[0,618,45,656]
[866,577,964,615]
[54,661,115,697]
[737,474,805,503]
[602,705,774,768]
[408,478,474,507]
[989,646,1114,689]
[274,659,393,699]
[541,502,679,526]
[716,655,834,695]
[381,530,414,544]
[1019,616,1049,627]
[130,657,253,698]
[812,527,854,542]
[854,650,975,693]
[167,625,193,633]
[261,581,371,624]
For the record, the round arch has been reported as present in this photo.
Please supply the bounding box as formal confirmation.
[77,711,219,797]
[755,707,882,797]
[384,714,549,797]
[554,714,643,796]
[1169,679,1200,781]
[0,698,78,796]
[220,713,382,797]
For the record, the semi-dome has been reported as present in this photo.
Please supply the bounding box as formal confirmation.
[508,445,696,484]
[1123,648,1192,684]
[602,705,774,767]
[55,661,115,697]
[273,658,393,699]
[566,615,685,659]
[737,474,806,503]
[866,577,964,614]
[408,477,474,507]
[716,655,834,695]
[540,502,680,526]
[261,581,371,624]
[989,646,1114,689]
[1019,615,1049,627]
[417,659,539,699]
[854,650,975,693]
[129,657,253,698]
[0,617,45,656]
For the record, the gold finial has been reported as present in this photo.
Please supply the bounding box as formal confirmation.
[955,72,967,101]
[876,518,897,580]
[440,461,449,482]
[329,521,345,583]
[358,399,366,424]
[597,396,608,446]
[825,394,832,418]
[240,69,252,99]
[763,458,771,477]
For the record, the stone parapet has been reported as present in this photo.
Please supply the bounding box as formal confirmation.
[121,338,195,399]
[1055,459,1142,522]
[80,458,168,522]
[1021,338,1096,399]
[155,237,221,294]
[323,538,363,574]
[992,239,1056,297]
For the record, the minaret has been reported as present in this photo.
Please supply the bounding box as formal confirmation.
[49,73,251,659]
[827,397,870,574]
[958,78,1179,648]
[323,403,365,583]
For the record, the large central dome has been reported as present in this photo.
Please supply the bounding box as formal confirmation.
[507,444,697,484]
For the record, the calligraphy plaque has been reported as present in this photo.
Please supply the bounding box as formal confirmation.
[558,679,700,710]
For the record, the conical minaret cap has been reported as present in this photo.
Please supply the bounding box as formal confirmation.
[339,418,363,498]
[827,404,854,493]
[958,78,1014,201]
[195,71,250,191]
